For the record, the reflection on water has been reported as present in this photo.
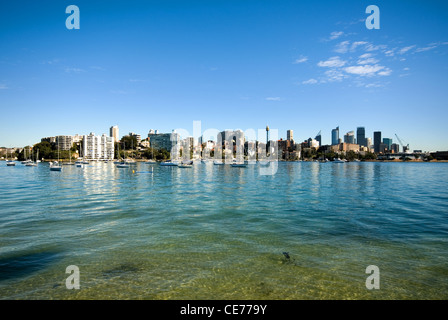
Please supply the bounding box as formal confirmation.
[0,161,447,299]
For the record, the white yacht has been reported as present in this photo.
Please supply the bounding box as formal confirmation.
[116,162,130,168]
[160,160,179,166]
[50,161,63,171]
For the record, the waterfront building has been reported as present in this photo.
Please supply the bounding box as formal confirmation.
[366,137,372,150]
[391,143,400,153]
[55,136,74,151]
[315,131,322,147]
[344,131,356,144]
[331,126,339,145]
[374,131,382,153]
[129,132,142,145]
[357,127,366,147]
[287,130,294,143]
[110,125,119,143]
[148,130,180,152]
[82,133,114,160]
[331,143,360,153]
[379,143,388,154]
[383,138,393,151]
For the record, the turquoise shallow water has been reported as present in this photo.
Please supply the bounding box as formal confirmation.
[0,161,447,299]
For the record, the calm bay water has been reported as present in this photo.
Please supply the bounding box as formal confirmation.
[0,161,447,299]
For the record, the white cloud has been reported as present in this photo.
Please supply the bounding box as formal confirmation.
[293,56,308,64]
[364,83,384,88]
[399,45,416,54]
[329,31,344,40]
[403,67,410,71]
[65,67,86,74]
[344,64,391,77]
[334,41,350,53]
[0,84,8,90]
[324,69,347,82]
[415,45,437,53]
[357,57,379,65]
[350,41,368,51]
[318,56,346,68]
[365,43,387,52]
[359,53,373,59]
[378,69,392,76]
[385,49,395,57]
[302,78,318,85]
[265,97,281,101]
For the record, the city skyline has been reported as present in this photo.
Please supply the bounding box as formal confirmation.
[1,1,448,151]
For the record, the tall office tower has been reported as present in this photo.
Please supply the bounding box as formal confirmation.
[331,126,340,145]
[391,143,400,153]
[287,130,294,142]
[374,131,382,153]
[344,131,355,144]
[366,137,372,150]
[315,130,322,147]
[383,138,393,151]
[110,125,119,143]
[357,127,366,147]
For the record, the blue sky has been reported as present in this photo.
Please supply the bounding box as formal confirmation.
[1,0,447,151]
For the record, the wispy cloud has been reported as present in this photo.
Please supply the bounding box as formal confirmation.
[265,97,282,101]
[334,41,350,53]
[65,67,86,74]
[129,79,146,83]
[329,31,344,41]
[350,41,368,52]
[365,43,387,52]
[345,64,391,77]
[399,45,416,55]
[110,90,129,95]
[357,56,379,65]
[90,66,106,71]
[323,69,347,82]
[302,78,318,85]
[0,84,8,90]
[415,42,442,53]
[42,58,61,65]
[293,56,308,64]
[317,56,346,68]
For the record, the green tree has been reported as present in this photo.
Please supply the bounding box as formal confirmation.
[346,150,357,161]
[121,135,137,150]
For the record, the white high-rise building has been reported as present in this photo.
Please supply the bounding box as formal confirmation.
[110,125,119,143]
[83,133,114,160]
[287,130,294,142]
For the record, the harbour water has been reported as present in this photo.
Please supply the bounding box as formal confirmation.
[0,161,447,299]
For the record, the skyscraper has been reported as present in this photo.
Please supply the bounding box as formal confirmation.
[331,126,339,145]
[374,131,382,153]
[315,130,322,147]
[287,130,293,142]
[383,138,393,151]
[110,125,119,143]
[357,127,366,147]
[344,131,355,144]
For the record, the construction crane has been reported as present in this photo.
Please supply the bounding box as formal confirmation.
[395,134,409,153]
